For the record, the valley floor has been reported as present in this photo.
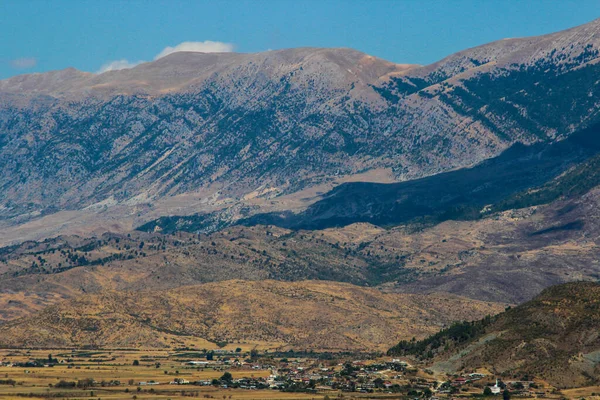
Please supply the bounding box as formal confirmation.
[0,349,573,400]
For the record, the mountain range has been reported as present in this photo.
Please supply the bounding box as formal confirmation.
[2,18,600,361]
[2,19,600,244]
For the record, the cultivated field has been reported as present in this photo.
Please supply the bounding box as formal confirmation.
[0,349,403,400]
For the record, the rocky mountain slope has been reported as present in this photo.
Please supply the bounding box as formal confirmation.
[236,121,600,230]
[2,19,600,242]
[0,48,409,224]
[2,19,600,358]
[0,280,504,351]
[388,282,600,389]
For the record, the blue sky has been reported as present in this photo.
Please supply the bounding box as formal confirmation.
[1,0,599,79]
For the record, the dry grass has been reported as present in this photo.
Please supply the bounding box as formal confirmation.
[0,349,402,400]
[0,280,505,351]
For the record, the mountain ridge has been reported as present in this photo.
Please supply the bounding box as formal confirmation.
[0,48,414,98]
[2,18,600,243]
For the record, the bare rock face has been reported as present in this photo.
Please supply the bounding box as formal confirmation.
[0,48,414,224]
[1,19,600,237]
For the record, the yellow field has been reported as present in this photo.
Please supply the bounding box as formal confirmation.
[561,385,600,399]
[0,349,404,400]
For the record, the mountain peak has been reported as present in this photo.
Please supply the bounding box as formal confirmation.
[0,47,415,98]
[411,17,600,81]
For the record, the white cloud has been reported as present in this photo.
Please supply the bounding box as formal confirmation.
[10,57,37,69]
[96,40,234,74]
[97,59,144,74]
[154,41,234,60]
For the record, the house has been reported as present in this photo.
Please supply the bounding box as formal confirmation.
[452,377,467,386]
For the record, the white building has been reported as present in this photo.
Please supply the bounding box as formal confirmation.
[491,380,501,395]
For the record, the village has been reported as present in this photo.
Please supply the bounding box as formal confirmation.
[0,348,559,399]
[174,357,546,398]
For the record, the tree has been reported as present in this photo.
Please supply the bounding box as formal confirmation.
[55,380,76,388]
[206,351,214,361]
[132,360,140,366]
[503,389,511,400]
[77,378,95,389]
[220,372,233,383]
[484,387,493,396]
[514,382,524,390]
[235,348,242,353]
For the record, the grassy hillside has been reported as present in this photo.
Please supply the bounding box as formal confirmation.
[0,280,504,352]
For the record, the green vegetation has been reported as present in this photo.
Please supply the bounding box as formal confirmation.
[220,372,233,383]
[387,317,495,359]
[490,152,600,213]
[439,50,600,142]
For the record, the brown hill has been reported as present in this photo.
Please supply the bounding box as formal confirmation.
[390,282,600,388]
[0,280,504,351]
[1,184,600,322]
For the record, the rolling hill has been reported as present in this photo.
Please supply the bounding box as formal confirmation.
[0,280,504,351]
[0,179,600,325]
